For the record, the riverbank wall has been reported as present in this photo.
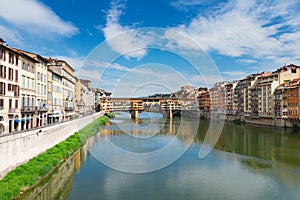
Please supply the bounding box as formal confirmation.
[0,112,103,179]
[200,112,295,128]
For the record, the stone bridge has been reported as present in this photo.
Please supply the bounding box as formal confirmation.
[110,97,198,119]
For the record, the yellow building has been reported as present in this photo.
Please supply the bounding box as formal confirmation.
[47,59,64,123]
[14,50,49,127]
[15,49,38,130]
[0,39,20,134]
[46,68,55,124]
[76,79,94,116]
[47,59,76,121]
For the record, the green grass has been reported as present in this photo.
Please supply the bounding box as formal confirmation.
[106,112,120,118]
[0,116,108,200]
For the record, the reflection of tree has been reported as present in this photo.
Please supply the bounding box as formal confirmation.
[192,121,300,188]
[23,148,86,199]
[194,122,300,167]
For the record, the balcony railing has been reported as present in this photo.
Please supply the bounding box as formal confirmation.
[36,106,48,112]
[64,107,74,111]
[21,106,36,112]
[9,108,19,113]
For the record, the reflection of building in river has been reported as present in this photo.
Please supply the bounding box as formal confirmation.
[22,148,86,199]
[195,121,300,167]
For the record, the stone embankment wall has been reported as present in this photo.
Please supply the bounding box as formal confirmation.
[0,112,102,179]
[201,112,294,128]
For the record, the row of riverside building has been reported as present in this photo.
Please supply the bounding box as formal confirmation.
[0,38,111,135]
[197,64,300,126]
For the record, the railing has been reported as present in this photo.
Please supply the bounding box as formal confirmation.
[21,106,35,112]
[9,108,19,113]
[36,106,48,112]
[64,107,74,111]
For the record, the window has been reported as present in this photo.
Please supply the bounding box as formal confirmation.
[0,82,5,95]
[0,48,4,60]
[8,84,12,91]
[37,83,40,94]
[22,96,26,107]
[22,61,26,70]
[22,76,25,88]
[8,53,14,64]
[8,68,13,80]
[9,99,12,109]
[44,75,46,83]
[15,70,18,82]
[31,78,34,90]
[0,65,6,78]
[27,77,30,89]
[44,85,46,95]
[37,72,40,80]
[15,99,18,109]
[41,84,43,95]
[0,99,3,109]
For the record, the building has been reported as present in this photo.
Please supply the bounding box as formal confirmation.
[76,79,94,116]
[17,50,39,130]
[274,78,300,120]
[249,72,279,118]
[47,59,76,121]
[93,88,111,113]
[14,50,49,127]
[224,82,238,115]
[0,39,20,134]
[233,74,260,117]
[47,59,64,123]
[197,88,210,113]
[210,82,227,113]
[250,65,300,118]
[285,79,300,120]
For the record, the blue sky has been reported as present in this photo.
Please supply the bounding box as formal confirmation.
[1,0,300,96]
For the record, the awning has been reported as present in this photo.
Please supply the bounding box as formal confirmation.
[0,121,9,126]
[27,118,31,121]
[14,119,21,123]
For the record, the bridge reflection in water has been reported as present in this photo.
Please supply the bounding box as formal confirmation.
[110,97,199,119]
[21,117,300,199]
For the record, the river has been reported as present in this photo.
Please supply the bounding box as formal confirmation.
[21,112,300,200]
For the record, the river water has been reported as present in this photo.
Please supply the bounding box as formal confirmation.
[22,112,300,200]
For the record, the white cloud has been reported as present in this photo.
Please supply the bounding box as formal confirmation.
[0,0,78,37]
[0,24,22,45]
[100,1,154,60]
[221,71,247,76]
[171,0,219,11]
[165,0,300,65]
[236,59,257,64]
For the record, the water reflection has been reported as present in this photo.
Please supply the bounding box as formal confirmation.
[23,117,300,199]
[21,148,86,200]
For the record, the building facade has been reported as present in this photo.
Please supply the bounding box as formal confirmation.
[0,39,20,134]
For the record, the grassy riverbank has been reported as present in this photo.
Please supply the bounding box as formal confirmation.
[0,116,108,200]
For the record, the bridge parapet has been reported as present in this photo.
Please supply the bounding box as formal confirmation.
[110,97,198,118]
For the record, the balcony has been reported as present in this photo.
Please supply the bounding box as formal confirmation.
[9,108,19,114]
[36,106,48,112]
[21,106,36,112]
[64,107,74,111]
